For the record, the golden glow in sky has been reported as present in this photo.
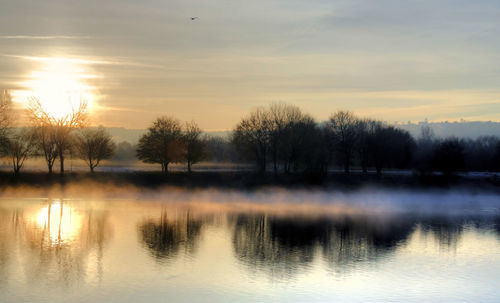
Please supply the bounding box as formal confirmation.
[2,0,500,128]
[14,56,98,120]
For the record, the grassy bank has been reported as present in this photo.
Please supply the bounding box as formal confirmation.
[0,170,499,193]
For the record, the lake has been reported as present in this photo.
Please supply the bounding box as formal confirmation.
[1,189,499,302]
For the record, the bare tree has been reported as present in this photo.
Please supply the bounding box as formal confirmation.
[232,107,272,172]
[326,111,359,174]
[268,103,306,174]
[183,121,205,173]
[32,125,58,174]
[283,114,319,173]
[4,129,37,175]
[433,138,465,176]
[414,126,437,175]
[28,97,88,174]
[0,90,12,144]
[356,119,377,173]
[136,116,184,173]
[233,104,322,174]
[367,124,415,175]
[76,127,116,172]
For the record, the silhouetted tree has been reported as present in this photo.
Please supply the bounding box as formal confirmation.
[282,114,319,173]
[136,116,184,173]
[3,129,37,175]
[75,127,116,172]
[32,125,58,174]
[0,90,12,145]
[326,111,359,174]
[356,119,378,173]
[232,103,321,174]
[387,127,415,170]
[413,126,438,175]
[232,107,271,172]
[268,103,304,174]
[368,124,415,174]
[314,124,336,175]
[463,136,499,172]
[493,141,500,172]
[28,97,88,174]
[273,105,318,174]
[433,138,465,176]
[182,121,205,172]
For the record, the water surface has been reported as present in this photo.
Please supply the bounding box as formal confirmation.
[0,190,499,302]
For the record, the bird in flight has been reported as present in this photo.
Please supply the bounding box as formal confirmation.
[191,17,198,20]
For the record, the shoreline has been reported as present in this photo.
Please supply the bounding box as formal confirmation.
[1,171,499,194]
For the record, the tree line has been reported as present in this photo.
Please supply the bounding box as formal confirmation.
[1,91,499,176]
[233,103,500,176]
[0,91,207,174]
[0,92,116,174]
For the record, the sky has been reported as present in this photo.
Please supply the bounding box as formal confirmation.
[1,0,500,130]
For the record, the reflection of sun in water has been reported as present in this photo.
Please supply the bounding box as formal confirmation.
[15,56,98,120]
[36,200,83,245]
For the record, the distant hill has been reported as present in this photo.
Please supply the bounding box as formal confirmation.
[106,127,232,144]
[395,121,500,139]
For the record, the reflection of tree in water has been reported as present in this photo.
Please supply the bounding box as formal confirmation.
[232,214,416,277]
[139,211,203,261]
[13,201,112,287]
[420,216,465,251]
[495,217,500,237]
[419,215,500,250]
[0,208,24,288]
[319,216,414,269]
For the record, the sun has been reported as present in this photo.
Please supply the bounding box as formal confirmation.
[15,56,98,120]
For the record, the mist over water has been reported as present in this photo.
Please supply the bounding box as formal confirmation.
[1,188,500,302]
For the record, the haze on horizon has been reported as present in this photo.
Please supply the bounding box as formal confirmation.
[1,0,500,130]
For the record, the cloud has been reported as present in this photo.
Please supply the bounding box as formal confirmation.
[1,0,500,128]
[0,35,92,40]
[1,54,163,69]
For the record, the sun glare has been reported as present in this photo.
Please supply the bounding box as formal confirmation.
[36,200,83,246]
[15,56,98,119]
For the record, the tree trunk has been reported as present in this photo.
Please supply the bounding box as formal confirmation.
[259,159,266,174]
[344,153,351,174]
[187,161,192,173]
[272,151,278,175]
[90,165,94,173]
[48,164,53,174]
[12,157,20,175]
[59,151,65,174]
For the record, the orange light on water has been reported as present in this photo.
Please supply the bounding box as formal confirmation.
[36,200,83,246]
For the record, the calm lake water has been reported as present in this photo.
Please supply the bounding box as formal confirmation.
[1,190,500,302]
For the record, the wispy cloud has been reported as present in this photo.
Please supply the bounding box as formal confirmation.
[1,0,500,128]
[0,35,92,40]
[1,54,164,68]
